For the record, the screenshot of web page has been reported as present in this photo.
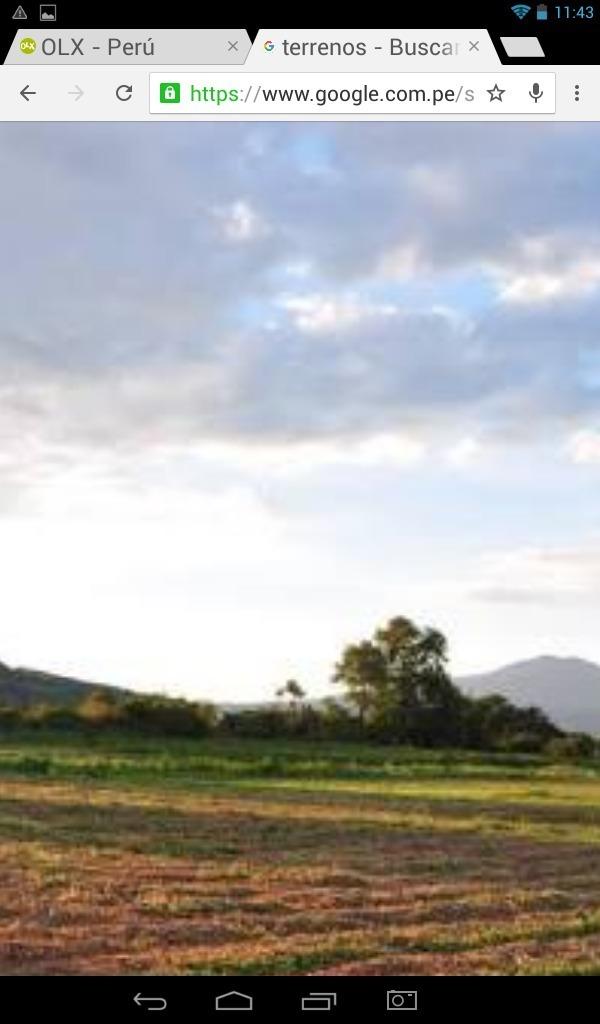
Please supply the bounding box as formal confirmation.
[1,2,600,1016]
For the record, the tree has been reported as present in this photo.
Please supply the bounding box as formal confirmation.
[461,694,561,752]
[220,707,290,739]
[122,696,217,736]
[319,698,362,741]
[77,688,122,727]
[276,679,306,705]
[333,640,387,728]
[546,733,596,761]
[275,679,315,736]
[334,616,462,743]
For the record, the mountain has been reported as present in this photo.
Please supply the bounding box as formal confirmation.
[458,656,600,734]
[0,660,134,709]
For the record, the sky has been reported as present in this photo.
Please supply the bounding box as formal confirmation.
[1,121,600,702]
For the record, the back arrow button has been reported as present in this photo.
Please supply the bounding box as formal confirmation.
[20,85,36,101]
[133,993,167,1011]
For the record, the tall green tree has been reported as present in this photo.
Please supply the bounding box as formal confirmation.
[334,616,461,743]
[332,640,386,728]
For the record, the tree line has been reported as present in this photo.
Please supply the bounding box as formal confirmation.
[0,616,596,758]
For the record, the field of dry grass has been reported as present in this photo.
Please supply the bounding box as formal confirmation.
[1,733,600,976]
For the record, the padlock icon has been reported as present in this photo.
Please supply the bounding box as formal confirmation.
[160,82,181,104]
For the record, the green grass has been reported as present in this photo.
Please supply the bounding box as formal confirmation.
[0,728,597,783]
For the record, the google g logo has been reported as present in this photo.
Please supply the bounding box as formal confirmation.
[264,40,275,52]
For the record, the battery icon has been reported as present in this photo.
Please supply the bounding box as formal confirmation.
[536,4,548,18]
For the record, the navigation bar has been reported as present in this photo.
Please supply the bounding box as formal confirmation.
[2,66,598,120]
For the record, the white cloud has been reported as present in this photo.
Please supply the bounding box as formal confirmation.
[566,430,600,465]
[406,162,464,209]
[376,243,423,281]
[280,293,397,333]
[184,433,426,475]
[491,235,600,304]
[2,125,599,462]
[473,541,600,604]
[500,260,600,304]
[445,437,483,469]
[213,198,267,242]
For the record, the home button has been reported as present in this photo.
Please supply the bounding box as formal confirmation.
[215,991,254,1012]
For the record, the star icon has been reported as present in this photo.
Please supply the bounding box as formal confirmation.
[487,83,506,102]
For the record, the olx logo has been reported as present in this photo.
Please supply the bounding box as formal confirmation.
[21,37,85,55]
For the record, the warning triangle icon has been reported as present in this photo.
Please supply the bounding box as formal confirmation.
[12,5,28,18]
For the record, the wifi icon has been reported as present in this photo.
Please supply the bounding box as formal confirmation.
[511,3,532,17]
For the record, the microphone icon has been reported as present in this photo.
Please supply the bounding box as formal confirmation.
[529,82,543,102]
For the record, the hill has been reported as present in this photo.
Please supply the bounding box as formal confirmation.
[458,655,600,734]
[0,661,134,709]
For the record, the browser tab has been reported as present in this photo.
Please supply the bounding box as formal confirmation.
[246,29,500,69]
[5,27,252,63]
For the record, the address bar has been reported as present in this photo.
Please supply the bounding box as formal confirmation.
[149,73,556,115]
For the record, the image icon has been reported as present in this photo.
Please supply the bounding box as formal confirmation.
[387,991,418,1011]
